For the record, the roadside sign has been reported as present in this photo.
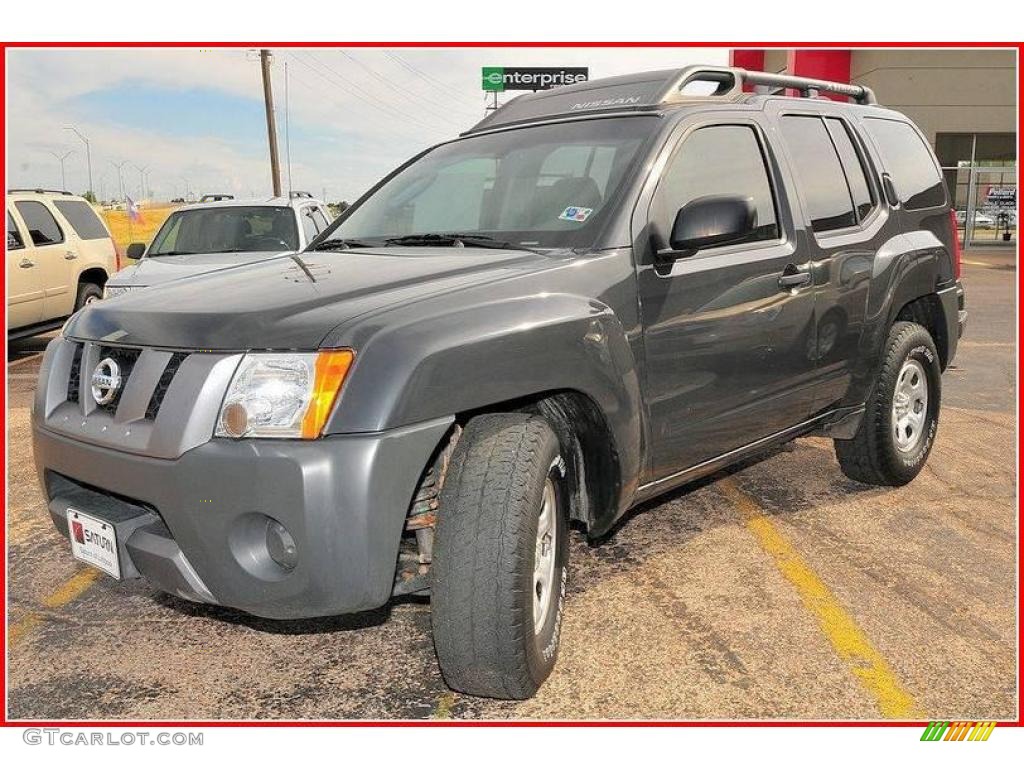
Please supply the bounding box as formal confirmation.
[482,66,589,92]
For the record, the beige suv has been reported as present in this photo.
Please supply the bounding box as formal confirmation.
[7,190,117,338]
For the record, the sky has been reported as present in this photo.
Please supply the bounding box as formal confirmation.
[6,47,727,204]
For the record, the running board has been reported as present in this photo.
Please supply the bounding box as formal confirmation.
[634,406,864,503]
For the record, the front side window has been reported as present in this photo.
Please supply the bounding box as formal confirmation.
[780,115,857,233]
[327,117,657,250]
[54,199,110,240]
[7,210,24,249]
[865,118,946,210]
[148,206,300,256]
[14,200,64,246]
[651,124,779,246]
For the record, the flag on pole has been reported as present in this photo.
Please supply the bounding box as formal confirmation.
[126,196,144,224]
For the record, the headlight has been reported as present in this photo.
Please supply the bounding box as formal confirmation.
[216,350,354,439]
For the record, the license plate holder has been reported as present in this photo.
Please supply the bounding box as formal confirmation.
[66,507,121,579]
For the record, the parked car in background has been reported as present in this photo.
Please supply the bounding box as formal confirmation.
[955,209,996,228]
[7,189,117,338]
[104,193,334,297]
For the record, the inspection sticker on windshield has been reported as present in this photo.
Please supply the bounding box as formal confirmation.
[559,206,593,223]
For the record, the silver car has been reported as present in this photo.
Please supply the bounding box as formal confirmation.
[104,194,334,297]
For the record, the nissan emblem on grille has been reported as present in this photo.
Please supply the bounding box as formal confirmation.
[90,358,122,405]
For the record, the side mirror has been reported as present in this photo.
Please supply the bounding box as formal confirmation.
[125,242,146,260]
[663,195,757,259]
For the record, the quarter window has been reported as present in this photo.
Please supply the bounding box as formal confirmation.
[301,208,319,241]
[652,124,779,246]
[825,118,875,221]
[864,118,946,209]
[14,200,64,246]
[6,210,24,249]
[54,199,110,240]
[780,116,857,233]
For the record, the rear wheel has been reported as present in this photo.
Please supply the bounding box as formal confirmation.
[834,321,941,486]
[74,282,103,311]
[431,413,569,700]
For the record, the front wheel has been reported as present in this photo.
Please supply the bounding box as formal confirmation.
[835,320,941,486]
[431,413,569,700]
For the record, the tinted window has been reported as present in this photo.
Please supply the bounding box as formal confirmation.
[780,116,856,232]
[7,210,24,249]
[301,208,319,241]
[825,118,875,221]
[14,200,64,246]
[54,199,109,240]
[331,117,655,250]
[865,118,946,209]
[149,206,299,255]
[652,124,779,245]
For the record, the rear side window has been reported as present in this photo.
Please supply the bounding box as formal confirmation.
[652,124,779,245]
[54,199,109,240]
[864,118,946,209]
[14,200,64,246]
[825,118,875,221]
[7,210,24,249]
[780,116,857,232]
[311,206,330,231]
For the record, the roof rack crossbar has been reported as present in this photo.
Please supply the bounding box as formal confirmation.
[664,66,876,105]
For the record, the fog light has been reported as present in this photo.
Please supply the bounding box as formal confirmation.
[266,519,297,571]
[220,402,250,438]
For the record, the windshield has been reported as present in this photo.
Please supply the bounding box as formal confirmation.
[324,117,657,251]
[148,206,299,256]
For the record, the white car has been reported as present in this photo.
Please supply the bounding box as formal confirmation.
[105,193,334,297]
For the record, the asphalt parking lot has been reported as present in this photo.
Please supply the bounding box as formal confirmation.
[5,248,1017,721]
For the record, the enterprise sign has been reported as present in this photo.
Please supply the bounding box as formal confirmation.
[482,66,589,92]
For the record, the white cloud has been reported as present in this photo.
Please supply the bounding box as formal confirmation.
[6,47,727,202]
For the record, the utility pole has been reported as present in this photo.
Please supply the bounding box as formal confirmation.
[260,49,282,197]
[64,126,93,199]
[284,60,293,197]
[50,150,74,191]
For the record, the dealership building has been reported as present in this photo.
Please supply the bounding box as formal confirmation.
[730,49,1017,246]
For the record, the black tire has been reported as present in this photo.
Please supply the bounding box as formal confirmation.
[74,282,103,311]
[835,321,941,486]
[431,413,569,700]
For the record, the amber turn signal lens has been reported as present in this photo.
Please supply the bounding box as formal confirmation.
[300,350,355,439]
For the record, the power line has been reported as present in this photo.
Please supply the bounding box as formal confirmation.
[338,50,480,125]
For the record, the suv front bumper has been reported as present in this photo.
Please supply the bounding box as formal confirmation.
[34,417,451,619]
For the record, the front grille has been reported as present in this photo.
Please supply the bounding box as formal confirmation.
[95,346,141,414]
[66,343,84,403]
[145,352,189,420]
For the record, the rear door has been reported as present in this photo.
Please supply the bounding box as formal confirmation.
[53,198,117,272]
[635,115,819,481]
[769,104,897,413]
[13,199,74,321]
[6,206,43,328]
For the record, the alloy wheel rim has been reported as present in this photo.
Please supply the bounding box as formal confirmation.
[892,358,928,453]
[533,479,557,634]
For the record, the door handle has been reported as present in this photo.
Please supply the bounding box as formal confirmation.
[778,265,812,290]
[64,251,78,260]
[19,257,35,268]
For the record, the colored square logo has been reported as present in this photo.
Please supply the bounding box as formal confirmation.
[72,520,85,544]
[482,67,505,92]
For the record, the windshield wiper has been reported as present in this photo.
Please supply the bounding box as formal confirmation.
[149,250,198,257]
[306,238,380,251]
[384,233,540,253]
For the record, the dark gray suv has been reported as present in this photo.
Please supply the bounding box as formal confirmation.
[32,66,966,700]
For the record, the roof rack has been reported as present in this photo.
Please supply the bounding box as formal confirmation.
[7,188,74,195]
[199,193,235,202]
[465,65,877,134]
[289,191,314,199]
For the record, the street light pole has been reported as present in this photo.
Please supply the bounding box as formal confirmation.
[63,126,93,199]
[50,150,75,191]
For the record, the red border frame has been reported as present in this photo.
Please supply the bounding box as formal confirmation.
[1,40,1021,729]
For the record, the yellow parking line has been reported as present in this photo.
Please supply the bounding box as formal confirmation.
[8,568,100,646]
[961,259,998,268]
[718,477,921,719]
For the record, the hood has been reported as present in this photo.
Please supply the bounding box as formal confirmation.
[109,251,291,287]
[67,247,556,350]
